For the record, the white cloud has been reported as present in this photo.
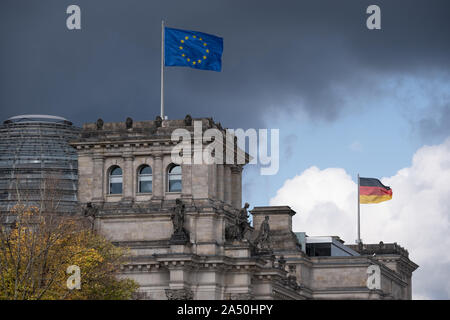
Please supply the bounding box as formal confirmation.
[270,138,450,299]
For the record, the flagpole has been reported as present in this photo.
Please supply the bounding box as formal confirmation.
[357,173,361,244]
[160,20,165,119]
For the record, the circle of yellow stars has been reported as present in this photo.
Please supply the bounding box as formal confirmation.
[178,35,210,66]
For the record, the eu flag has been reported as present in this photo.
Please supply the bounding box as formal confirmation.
[165,27,223,72]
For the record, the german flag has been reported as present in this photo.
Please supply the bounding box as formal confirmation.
[359,177,392,204]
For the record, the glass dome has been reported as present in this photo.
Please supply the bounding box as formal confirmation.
[0,115,80,215]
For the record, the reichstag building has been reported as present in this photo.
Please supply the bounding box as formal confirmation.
[0,114,418,299]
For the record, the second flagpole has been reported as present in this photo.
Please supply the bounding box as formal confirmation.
[357,173,361,244]
[160,20,165,119]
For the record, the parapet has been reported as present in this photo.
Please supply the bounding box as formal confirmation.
[77,115,226,142]
[348,241,409,258]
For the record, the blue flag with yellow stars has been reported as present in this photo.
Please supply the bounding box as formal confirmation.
[165,27,223,72]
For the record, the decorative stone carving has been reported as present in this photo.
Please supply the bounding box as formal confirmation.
[184,114,192,126]
[288,264,296,275]
[225,203,250,242]
[125,117,133,129]
[255,216,272,254]
[165,288,194,300]
[230,293,253,300]
[278,255,286,270]
[96,118,104,130]
[155,115,162,127]
[284,274,300,290]
[170,199,189,244]
[132,291,148,300]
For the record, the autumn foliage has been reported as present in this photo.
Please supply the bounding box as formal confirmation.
[0,204,139,300]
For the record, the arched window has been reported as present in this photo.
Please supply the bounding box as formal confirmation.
[138,165,152,193]
[109,166,123,194]
[167,164,182,192]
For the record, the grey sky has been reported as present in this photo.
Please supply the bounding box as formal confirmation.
[1,0,449,131]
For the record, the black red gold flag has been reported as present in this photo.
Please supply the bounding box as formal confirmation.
[359,177,393,204]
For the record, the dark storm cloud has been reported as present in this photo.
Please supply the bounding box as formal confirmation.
[1,0,450,129]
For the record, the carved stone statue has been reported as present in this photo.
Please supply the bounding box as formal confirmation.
[83,202,98,218]
[82,202,99,230]
[170,199,189,244]
[225,203,250,242]
[225,213,241,241]
[155,115,162,127]
[238,203,250,237]
[125,117,133,129]
[96,118,104,130]
[255,216,272,254]
[184,114,192,126]
[172,199,185,234]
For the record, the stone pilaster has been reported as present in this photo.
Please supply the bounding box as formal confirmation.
[152,154,164,200]
[224,165,232,205]
[231,165,242,209]
[209,163,217,199]
[92,155,104,202]
[122,154,134,201]
[166,261,192,295]
[217,164,224,201]
[181,164,192,199]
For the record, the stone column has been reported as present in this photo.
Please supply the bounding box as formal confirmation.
[217,164,224,201]
[92,155,104,202]
[153,154,164,200]
[209,164,217,199]
[230,165,242,209]
[122,154,134,201]
[224,165,232,205]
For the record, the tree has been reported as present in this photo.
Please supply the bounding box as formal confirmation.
[0,174,139,300]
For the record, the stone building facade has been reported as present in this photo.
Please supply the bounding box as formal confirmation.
[71,116,418,300]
